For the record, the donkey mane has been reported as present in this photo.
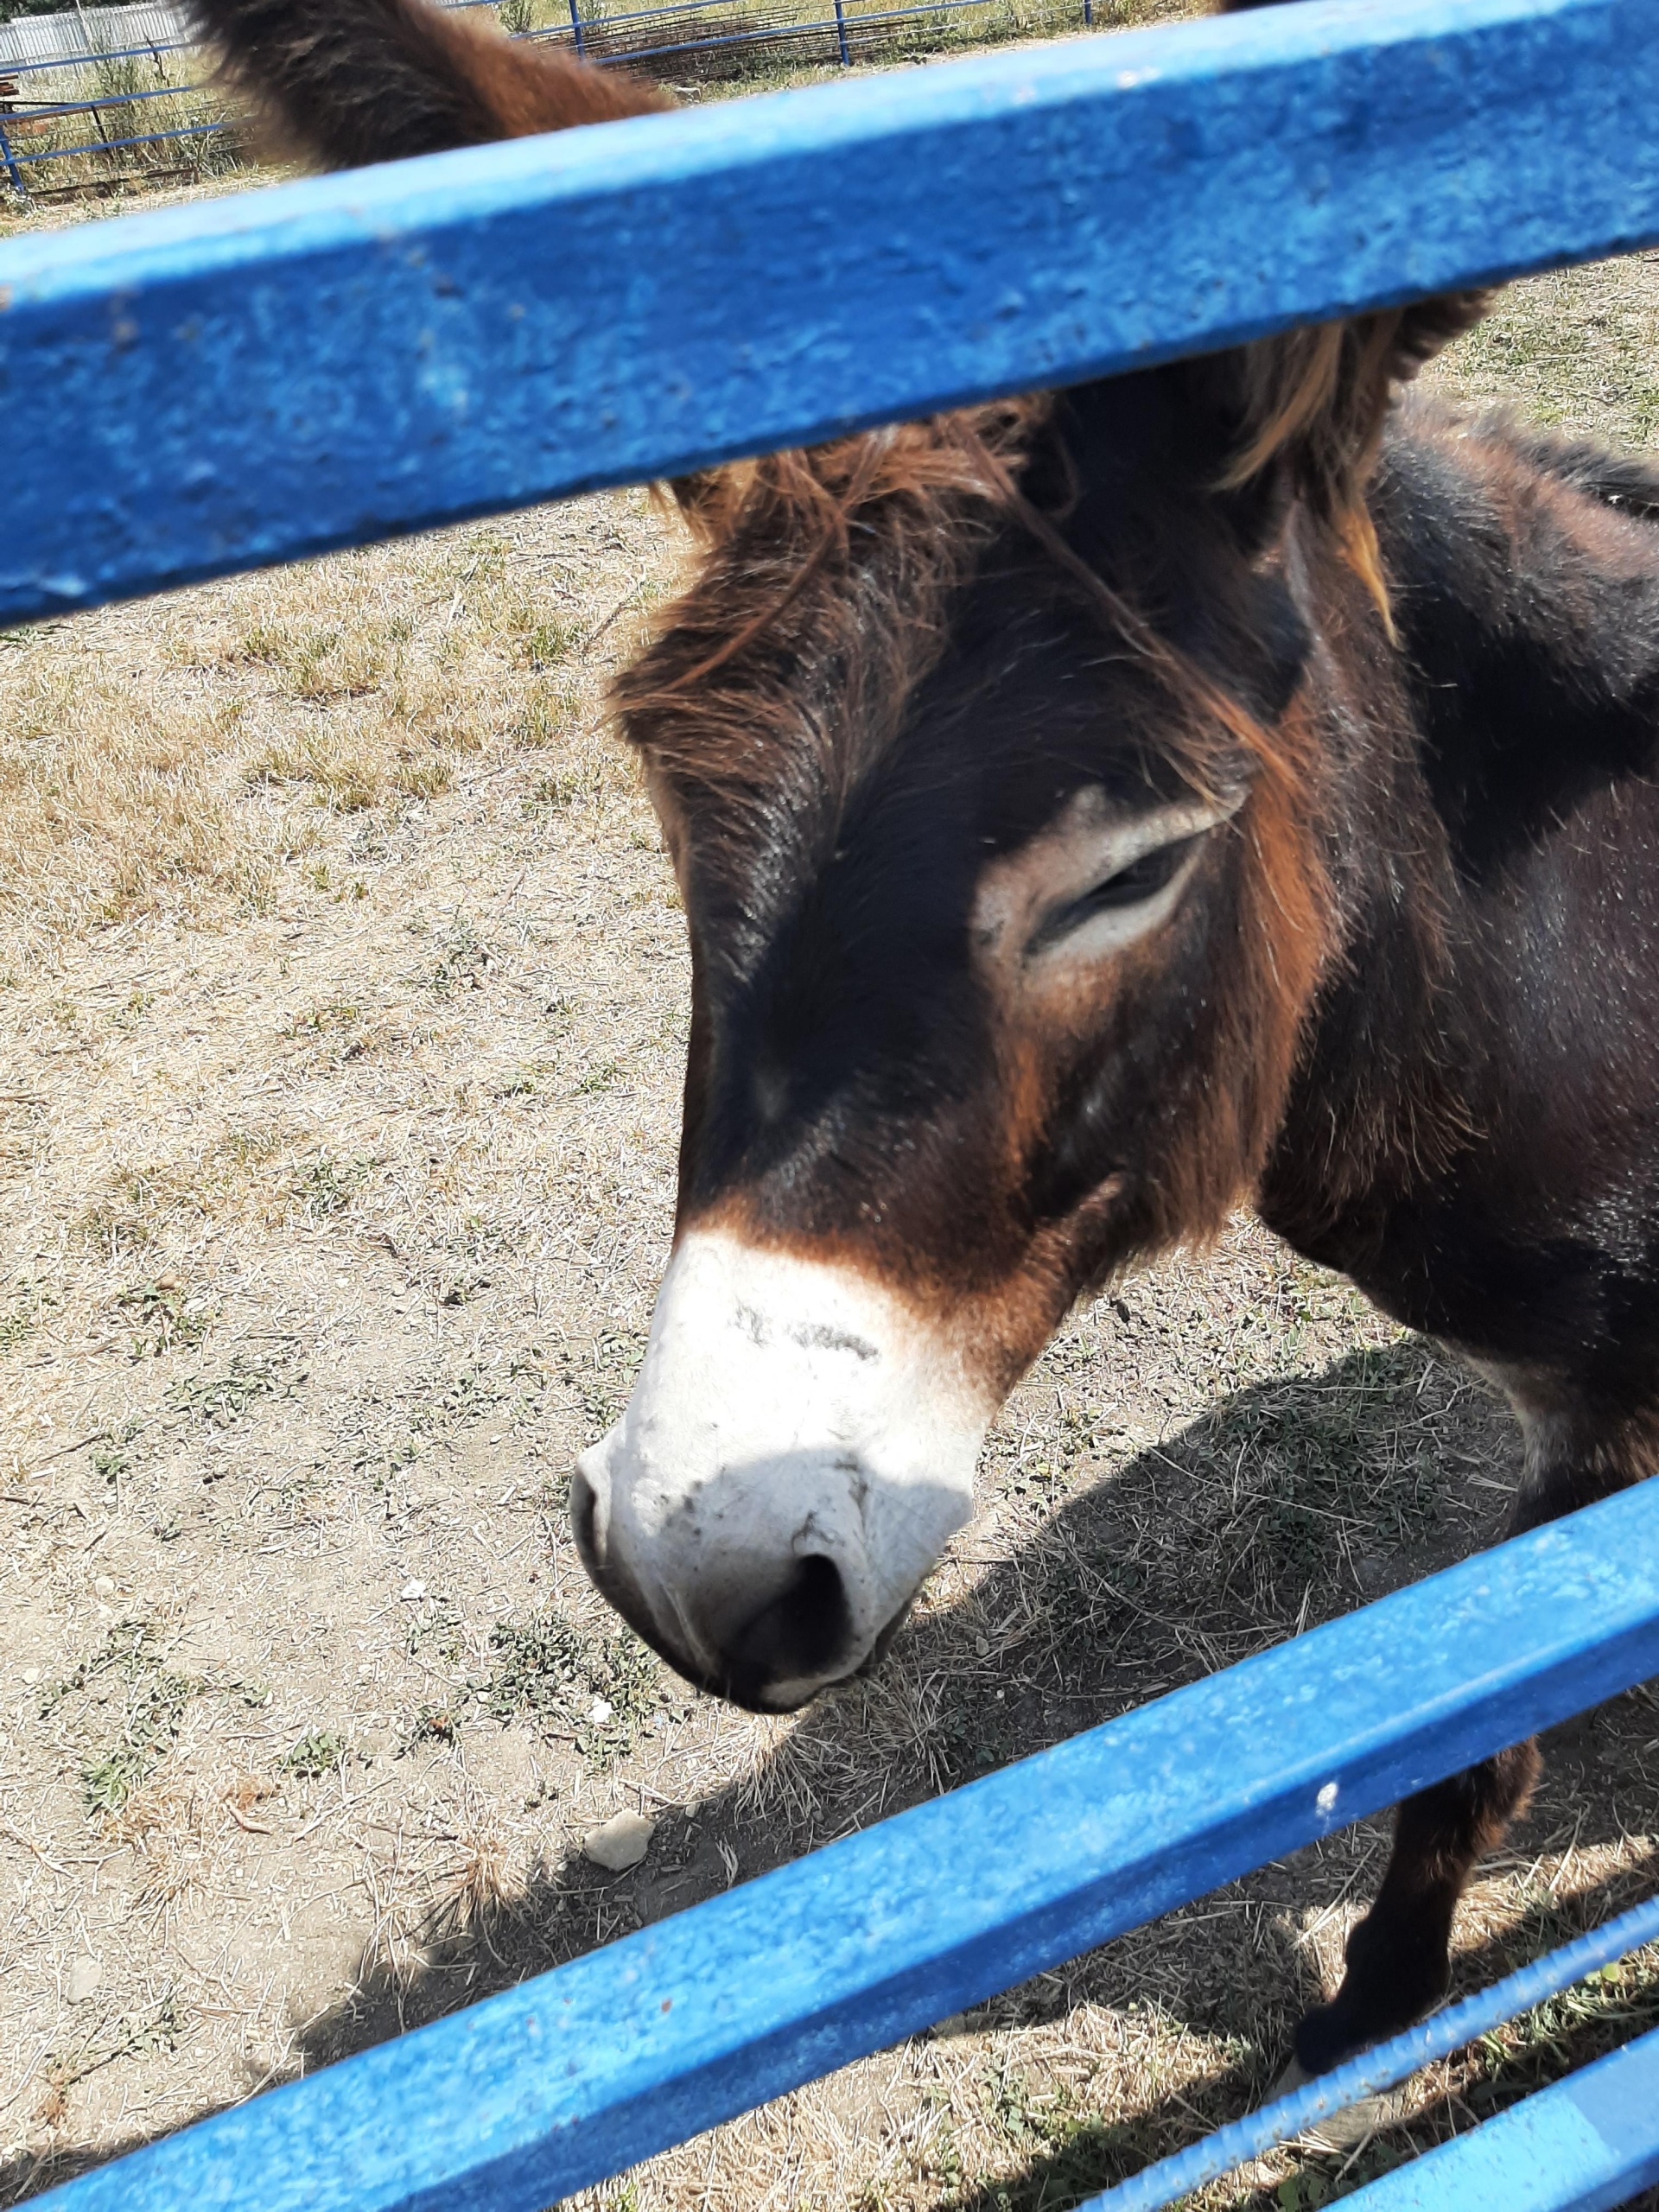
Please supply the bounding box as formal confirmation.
[1490,412,1659,518]
[620,391,1321,871]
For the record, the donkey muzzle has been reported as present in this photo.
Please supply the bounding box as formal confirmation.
[570,1230,988,1711]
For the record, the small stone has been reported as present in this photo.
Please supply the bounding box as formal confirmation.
[92,1576,116,1599]
[399,1580,427,1602]
[65,1956,102,2005]
[588,1695,613,1726]
[582,1811,655,1872]
[973,1635,990,1657]
[20,1667,39,1686]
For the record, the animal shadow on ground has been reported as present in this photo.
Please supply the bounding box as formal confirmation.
[9,1344,1655,2209]
[300,1342,1657,2207]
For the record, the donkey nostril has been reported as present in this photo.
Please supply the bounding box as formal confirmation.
[727,1554,853,1693]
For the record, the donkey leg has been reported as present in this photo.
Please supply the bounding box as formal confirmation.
[1293,1738,1539,2072]
[1294,1413,1652,2075]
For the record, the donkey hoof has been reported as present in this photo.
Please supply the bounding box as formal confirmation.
[1269,2050,1408,2150]
[1293,1999,1366,2076]
[1269,2056,1313,2100]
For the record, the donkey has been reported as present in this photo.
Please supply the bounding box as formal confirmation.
[190,0,1659,2077]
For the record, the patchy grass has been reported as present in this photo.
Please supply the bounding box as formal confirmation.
[115,1281,217,1361]
[40,1623,200,1820]
[1432,254,1659,448]
[480,1611,663,1768]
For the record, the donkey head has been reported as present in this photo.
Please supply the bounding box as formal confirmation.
[188,0,1490,1710]
[577,301,1481,1708]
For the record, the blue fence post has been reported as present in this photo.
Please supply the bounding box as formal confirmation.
[0,118,26,200]
[1084,0,1094,24]
[835,0,851,65]
[569,0,585,60]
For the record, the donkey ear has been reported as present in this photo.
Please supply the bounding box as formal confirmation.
[1204,0,1491,518]
[1226,293,1491,496]
[1213,292,1491,614]
[188,0,668,171]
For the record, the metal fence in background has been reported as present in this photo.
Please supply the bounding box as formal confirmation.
[0,0,187,67]
[0,0,1104,200]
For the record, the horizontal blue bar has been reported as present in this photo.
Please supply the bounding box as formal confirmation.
[13,84,209,119]
[1344,2025,1659,2211]
[8,119,225,168]
[1088,1890,1659,2211]
[33,1480,1659,2212]
[4,0,1659,624]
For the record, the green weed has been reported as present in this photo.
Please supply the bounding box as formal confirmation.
[281,1731,348,1780]
[480,1610,661,1769]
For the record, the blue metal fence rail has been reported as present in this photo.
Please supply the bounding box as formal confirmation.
[1090,1891,1659,2211]
[6,0,1659,2202]
[0,32,223,194]
[6,0,1659,626]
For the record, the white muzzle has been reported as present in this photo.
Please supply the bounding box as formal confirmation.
[573,1229,989,1707]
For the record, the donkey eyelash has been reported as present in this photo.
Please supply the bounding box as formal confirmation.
[1027,833,1203,957]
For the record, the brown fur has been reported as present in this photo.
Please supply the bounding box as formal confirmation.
[1225,296,1492,626]
[188,0,664,169]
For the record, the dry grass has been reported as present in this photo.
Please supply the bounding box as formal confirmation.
[1,193,1656,2212]
[0,517,636,961]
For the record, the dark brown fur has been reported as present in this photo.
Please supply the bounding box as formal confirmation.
[186,0,665,168]
[189,0,1659,2077]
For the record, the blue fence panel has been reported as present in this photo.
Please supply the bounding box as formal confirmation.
[0,0,1073,198]
[1342,2027,1659,2211]
[29,1480,1659,2212]
[4,0,1659,626]
[6,119,224,167]
[0,34,219,189]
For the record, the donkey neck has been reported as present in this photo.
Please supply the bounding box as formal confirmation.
[1259,393,1659,1291]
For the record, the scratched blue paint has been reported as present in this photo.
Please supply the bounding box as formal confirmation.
[4,0,1659,623]
[33,1482,1659,2212]
[1341,2026,1659,2210]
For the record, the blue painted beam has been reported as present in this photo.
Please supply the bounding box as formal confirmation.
[1343,2025,1659,2212]
[34,1480,1659,2212]
[5,0,1659,625]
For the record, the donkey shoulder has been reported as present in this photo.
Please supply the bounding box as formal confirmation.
[1371,393,1659,883]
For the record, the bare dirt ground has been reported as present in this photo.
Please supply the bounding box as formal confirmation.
[3,154,1659,2212]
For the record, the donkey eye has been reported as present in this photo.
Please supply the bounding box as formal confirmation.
[1028,834,1200,957]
